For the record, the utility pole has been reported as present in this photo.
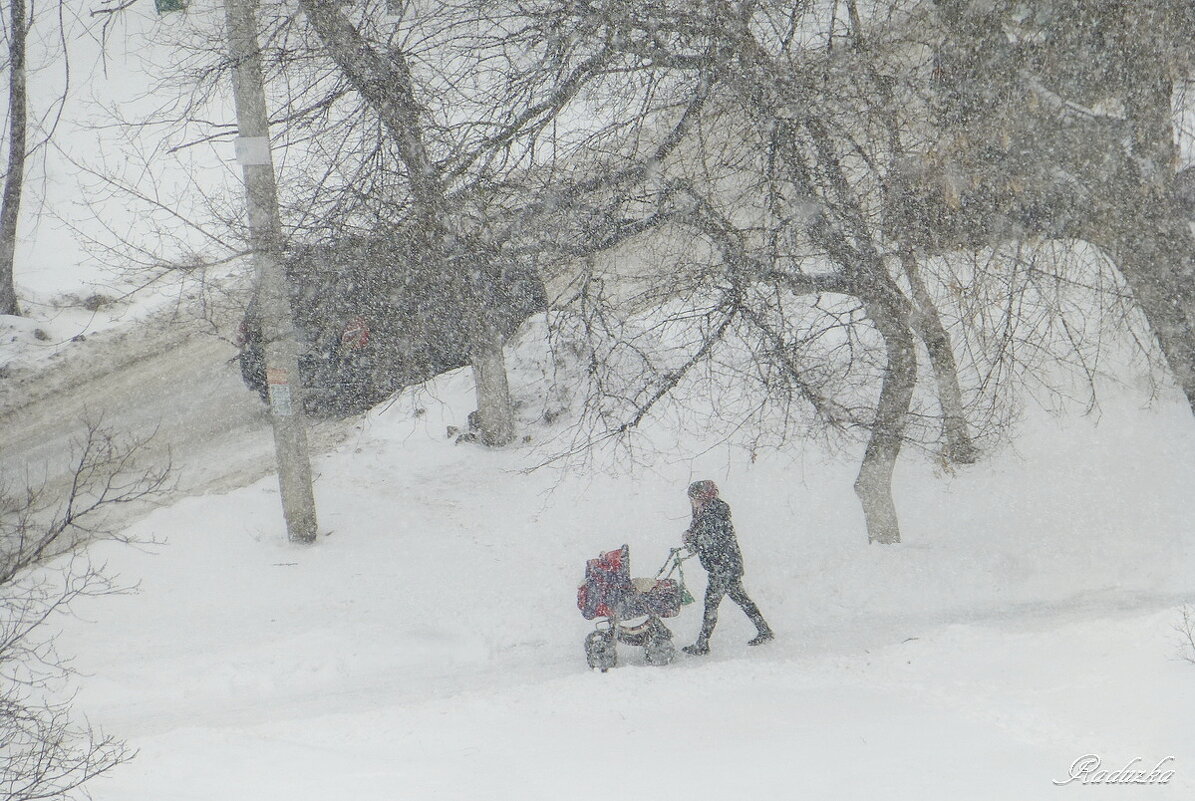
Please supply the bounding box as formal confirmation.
[223,0,319,544]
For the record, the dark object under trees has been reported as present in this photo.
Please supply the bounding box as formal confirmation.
[0,0,27,317]
[293,0,526,445]
[235,236,546,417]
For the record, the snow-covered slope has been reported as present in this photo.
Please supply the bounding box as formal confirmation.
[46,319,1194,801]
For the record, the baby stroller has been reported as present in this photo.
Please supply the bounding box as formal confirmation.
[576,545,694,671]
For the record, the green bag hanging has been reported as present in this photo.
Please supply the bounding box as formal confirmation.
[676,558,696,606]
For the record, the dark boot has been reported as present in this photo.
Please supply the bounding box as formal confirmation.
[746,612,773,645]
[687,581,723,656]
[729,584,772,646]
[747,629,774,646]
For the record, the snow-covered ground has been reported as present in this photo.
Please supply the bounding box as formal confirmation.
[34,319,1193,801]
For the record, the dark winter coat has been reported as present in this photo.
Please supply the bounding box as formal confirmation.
[686,497,744,580]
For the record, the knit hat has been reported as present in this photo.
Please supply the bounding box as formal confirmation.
[687,480,719,501]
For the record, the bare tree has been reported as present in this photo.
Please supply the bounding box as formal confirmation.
[2,422,170,800]
[0,0,90,318]
[527,0,1195,547]
[287,0,517,442]
[499,0,987,543]
[0,0,27,317]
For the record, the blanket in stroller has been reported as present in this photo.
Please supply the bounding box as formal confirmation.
[577,544,683,620]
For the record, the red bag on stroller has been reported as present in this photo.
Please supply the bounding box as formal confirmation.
[577,545,683,620]
[577,545,633,620]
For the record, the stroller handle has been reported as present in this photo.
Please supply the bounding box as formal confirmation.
[656,547,695,578]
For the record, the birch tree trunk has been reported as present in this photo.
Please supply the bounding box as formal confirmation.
[899,249,978,464]
[470,331,515,445]
[854,296,918,545]
[0,0,27,317]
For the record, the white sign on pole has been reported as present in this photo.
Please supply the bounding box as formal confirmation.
[235,136,273,166]
[268,383,293,417]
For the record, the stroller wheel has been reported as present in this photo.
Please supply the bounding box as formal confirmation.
[585,628,617,672]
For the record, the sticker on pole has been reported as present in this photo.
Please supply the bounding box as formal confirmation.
[340,317,370,350]
[235,136,272,167]
[267,367,293,417]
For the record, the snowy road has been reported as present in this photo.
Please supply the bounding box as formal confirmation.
[0,308,347,523]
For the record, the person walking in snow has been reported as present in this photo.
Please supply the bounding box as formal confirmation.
[681,480,773,655]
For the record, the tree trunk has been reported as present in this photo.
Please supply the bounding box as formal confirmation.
[898,249,978,464]
[470,334,514,446]
[854,296,918,545]
[0,0,27,317]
